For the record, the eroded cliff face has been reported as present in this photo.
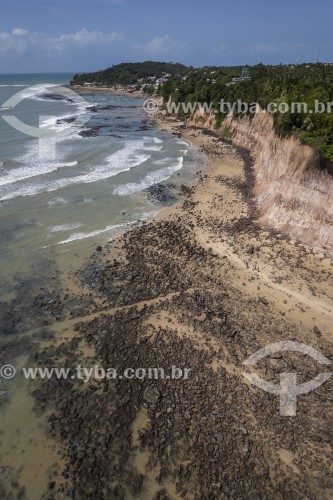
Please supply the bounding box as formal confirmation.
[190,109,333,250]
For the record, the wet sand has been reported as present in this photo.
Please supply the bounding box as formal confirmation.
[4,115,333,498]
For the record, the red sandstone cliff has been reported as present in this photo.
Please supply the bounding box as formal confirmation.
[190,109,333,250]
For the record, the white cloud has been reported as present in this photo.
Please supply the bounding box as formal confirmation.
[0,29,41,56]
[134,35,189,57]
[0,27,189,71]
[0,27,122,56]
[12,28,29,36]
[55,28,123,47]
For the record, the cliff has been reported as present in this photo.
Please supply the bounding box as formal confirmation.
[189,109,333,250]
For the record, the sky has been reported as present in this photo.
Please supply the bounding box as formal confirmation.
[0,0,332,73]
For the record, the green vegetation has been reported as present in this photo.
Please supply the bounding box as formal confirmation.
[71,61,191,87]
[71,61,333,162]
[158,63,333,162]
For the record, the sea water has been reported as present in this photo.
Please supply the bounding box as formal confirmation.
[0,74,199,300]
[0,73,200,496]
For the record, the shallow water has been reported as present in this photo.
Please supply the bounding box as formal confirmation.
[0,74,201,497]
[0,75,201,297]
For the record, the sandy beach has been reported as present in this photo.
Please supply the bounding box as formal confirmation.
[70,85,144,98]
[29,114,333,498]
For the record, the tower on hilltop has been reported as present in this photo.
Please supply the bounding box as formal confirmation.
[241,67,250,79]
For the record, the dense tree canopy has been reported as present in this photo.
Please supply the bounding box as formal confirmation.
[72,61,333,162]
[159,63,333,162]
[71,61,191,86]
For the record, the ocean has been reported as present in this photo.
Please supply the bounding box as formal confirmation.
[0,73,200,497]
[0,73,199,301]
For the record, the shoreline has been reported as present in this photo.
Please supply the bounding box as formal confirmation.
[27,111,333,497]
[3,94,332,498]
[70,84,145,98]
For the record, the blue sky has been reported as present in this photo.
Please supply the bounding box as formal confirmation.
[0,0,332,72]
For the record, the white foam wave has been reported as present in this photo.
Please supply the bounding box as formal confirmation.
[56,223,125,245]
[53,210,157,246]
[0,139,151,201]
[146,145,163,151]
[40,114,77,132]
[154,157,175,166]
[39,108,91,142]
[47,197,67,207]
[176,139,190,146]
[0,160,78,187]
[13,87,91,139]
[113,157,184,196]
[18,84,57,100]
[49,223,83,233]
[142,136,163,152]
